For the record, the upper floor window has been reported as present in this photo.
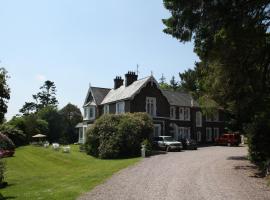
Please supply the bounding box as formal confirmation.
[116,101,125,114]
[184,108,190,121]
[179,107,190,121]
[213,111,219,122]
[146,97,156,116]
[103,104,110,114]
[170,106,176,119]
[179,107,184,120]
[196,111,202,127]
[84,106,95,120]
[205,113,212,122]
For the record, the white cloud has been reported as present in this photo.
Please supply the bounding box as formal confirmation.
[35,74,46,82]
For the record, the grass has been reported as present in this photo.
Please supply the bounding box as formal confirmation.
[0,145,141,200]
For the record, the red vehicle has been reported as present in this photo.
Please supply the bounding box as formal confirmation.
[215,133,241,146]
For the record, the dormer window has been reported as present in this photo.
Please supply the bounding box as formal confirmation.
[146,97,156,116]
[84,106,95,120]
[170,106,176,119]
[179,107,190,121]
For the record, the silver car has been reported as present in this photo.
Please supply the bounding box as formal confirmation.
[153,136,183,152]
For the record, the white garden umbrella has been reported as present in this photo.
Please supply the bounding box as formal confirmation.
[32,134,46,138]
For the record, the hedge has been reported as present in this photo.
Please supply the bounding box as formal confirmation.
[85,112,154,159]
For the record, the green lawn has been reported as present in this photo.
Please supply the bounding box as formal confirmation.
[0,145,140,200]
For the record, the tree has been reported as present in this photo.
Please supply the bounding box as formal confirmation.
[37,106,64,143]
[169,76,179,91]
[0,68,10,124]
[20,80,58,115]
[163,0,270,163]
[59,103,82,144]
[159,73,166,84]
[37,80,58,108]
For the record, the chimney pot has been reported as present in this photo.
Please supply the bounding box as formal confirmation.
[114,76,123,89]
[125,71,138,87]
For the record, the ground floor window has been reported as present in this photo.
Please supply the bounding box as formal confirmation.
[197,131,202,142]
[177,127,190,140]
[213,128,219,139]
[154,124,161,137]
[206,127,212,142]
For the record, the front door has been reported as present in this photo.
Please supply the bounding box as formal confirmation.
[154,124,161,137]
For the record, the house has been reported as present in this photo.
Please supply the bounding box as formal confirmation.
[77,71,225,144]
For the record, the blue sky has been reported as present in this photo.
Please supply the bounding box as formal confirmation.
[0,0,199,120]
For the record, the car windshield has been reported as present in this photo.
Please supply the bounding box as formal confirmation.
[163,137,175,142]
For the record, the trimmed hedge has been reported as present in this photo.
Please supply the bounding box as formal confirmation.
[85,113,154,159]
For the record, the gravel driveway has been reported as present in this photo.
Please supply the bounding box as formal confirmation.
[78,146,270,200]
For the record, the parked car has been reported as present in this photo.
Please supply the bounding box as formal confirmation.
[181,138,197,150]
[215,133,241,146]
[153,136,183,152]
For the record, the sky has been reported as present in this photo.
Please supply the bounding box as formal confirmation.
[0,0,199,120]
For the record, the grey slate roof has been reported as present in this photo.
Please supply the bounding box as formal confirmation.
[162,90,199,107]
[101,76,155,105]
[84,87,111,106]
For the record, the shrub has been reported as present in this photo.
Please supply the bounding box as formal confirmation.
[245,112,270,165]
[0,124,26,146]
[85,113,153,159]
[0,133,15,150]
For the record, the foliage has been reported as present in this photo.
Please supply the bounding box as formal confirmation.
[163,0,270,164]
[245,111,270,163]
[141,139,152,152]
[0,124,26,146]
[0,68,10,124]
[0,133,15,150]
[59,103,83,144]
[0,145,140,200]
[169,76,179,91]
[37,106,64,143]
[20,80,58,115]
[85,113,154,159]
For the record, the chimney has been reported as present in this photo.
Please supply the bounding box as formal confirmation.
[125,71,138,87]
[114,76,124,89]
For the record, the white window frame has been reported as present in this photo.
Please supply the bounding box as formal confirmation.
[146,97,156,117]
[196,111,202,127]
[116,101,125,114]
[84,106,95,120]
[170,106,176,119]
[184,108,190,121]
[206,127,212,142]
[197,131,202,142]
[153,124,161,137]
[179,107,184,120]
[213,111,219,122]
[103,104,110,114]
[213,128,219,139]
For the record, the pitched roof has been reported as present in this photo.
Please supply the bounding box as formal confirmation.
[161,90,199,107]
[101,76,157,104]
[84,87,111,106]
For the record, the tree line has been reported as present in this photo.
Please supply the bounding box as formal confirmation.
[0,72,82,146]
[162,0,270,169]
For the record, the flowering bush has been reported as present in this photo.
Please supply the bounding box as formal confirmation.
[0,133,15,150]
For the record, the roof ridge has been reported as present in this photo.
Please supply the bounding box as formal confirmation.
[91,86,111,90]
